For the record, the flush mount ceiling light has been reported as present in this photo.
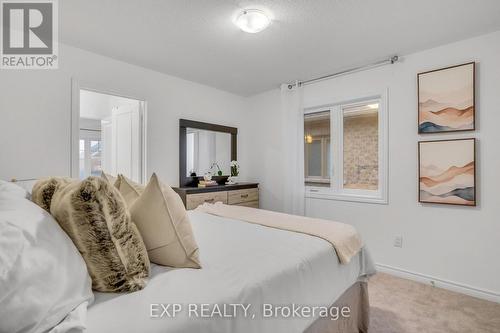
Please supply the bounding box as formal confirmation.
[234,9,271,33]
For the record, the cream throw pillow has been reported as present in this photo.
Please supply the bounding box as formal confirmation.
[101,171,118,187]
[130,173,201,268]
[116,175,144,207]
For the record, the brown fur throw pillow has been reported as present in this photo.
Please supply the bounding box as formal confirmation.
[48,176,150,292]
[32,177,74,212]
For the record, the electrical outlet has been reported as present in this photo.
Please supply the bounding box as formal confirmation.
[393,236,403,248]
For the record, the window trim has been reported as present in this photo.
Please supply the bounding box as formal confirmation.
[304,90,388,204]
[304,136,330,184]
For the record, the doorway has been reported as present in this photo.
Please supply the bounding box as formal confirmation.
[72,86,146,184]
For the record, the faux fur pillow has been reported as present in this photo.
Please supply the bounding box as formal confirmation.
[32,177,74,212]
[49,177,150,292]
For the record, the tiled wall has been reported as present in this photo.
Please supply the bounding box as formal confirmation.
[343,114,378,188]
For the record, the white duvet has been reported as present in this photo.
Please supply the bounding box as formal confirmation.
[0,181,93,333]
[86,211,375,333]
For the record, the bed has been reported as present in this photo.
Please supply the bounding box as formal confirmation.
[1,179,374,333]
[85,210,375,333]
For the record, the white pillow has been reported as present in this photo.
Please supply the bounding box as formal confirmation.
[0,180,30,199]
[0,182,94,333]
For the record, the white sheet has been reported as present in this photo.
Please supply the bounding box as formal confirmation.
[86,211,375,333]
[0,181,94,333]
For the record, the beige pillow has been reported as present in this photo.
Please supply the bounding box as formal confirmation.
[31,177,74,212]
[50,176,150,292]
[116,175,145,207]
[130,173,201,268]
[101,171,118,187]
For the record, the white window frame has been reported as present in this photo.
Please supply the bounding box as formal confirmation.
[304,136,330,184]
[304,90,388,204]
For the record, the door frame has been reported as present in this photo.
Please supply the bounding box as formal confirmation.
[71,78,148,183]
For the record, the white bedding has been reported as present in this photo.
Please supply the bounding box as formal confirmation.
[0,181,93,333]
[86,211,375,333]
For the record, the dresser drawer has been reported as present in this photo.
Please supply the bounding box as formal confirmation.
[228,188,259,205]
[186,191,228,210]
[234,200,259,209]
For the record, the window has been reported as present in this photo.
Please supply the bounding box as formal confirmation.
[304,111,330,187]
[304,96,387,204]
[90,140,103,177]
[79,130,103,179]
[79,139,85,179]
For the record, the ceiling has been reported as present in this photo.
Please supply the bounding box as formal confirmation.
[60,1,500,96]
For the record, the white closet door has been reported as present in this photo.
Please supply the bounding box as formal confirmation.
[114,110,132,179]
[101,120,113,173]
[130,109,140,182]
[111,105,141,182]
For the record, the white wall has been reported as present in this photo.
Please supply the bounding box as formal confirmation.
[246,31,500,299]
[197,130,216,176]
[0,43,250,185]
[79,89,139,120]
[215,132,231,175]
[245,88,285,211]
[79,118,101,131]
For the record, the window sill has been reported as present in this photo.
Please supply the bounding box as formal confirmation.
[305,188,388,205]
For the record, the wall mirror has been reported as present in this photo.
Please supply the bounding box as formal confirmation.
[179,119,237,187]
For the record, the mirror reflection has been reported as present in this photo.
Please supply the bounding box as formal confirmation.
[186,128,231,177]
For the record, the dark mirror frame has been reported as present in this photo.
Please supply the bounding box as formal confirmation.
[179,119,237,187]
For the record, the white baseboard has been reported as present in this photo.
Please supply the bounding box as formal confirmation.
[375,263,500,304]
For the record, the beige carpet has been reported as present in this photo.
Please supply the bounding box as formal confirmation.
[369,273,500,333]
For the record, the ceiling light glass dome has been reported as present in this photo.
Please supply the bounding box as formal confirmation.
[234,9,271,33]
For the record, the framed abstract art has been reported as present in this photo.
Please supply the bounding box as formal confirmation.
[418,62,475,133]
[418,138,476,206]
